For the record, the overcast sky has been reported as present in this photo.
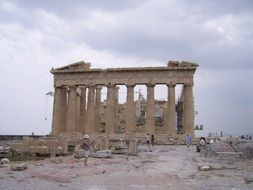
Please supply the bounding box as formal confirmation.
[0,0,252,136]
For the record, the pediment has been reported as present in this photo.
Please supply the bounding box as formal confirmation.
[53,61,91,72]
[167,61,198,67]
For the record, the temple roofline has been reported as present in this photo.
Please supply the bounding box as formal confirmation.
[51,60,198,74]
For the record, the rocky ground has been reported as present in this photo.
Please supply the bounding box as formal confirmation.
[0,145,253,190]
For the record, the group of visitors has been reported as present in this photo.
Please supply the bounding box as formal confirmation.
[241,135,252,140]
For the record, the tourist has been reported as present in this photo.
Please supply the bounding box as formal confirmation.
[81,133,93,166]
[199,137,206,156]
[146,134,151,151]
[184,134,192,150]
[151,134,155,146]
[199,138,205,146]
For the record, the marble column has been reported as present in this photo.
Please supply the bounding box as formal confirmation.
[166,83,176,135]
[125,84,136,135]
[95,86,102,133]
[105,84,115,134]
[79,86,87,133]
[66,86,78,133]
[183,83,194,135]
[86,85,95,133]
[76,87,81,132]
[52,86,67,134]
[146,83,155,135]
[114,86,119,133]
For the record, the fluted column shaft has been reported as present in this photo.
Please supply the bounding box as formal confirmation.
[86,85,95,133]
[52,87,67,134]
[114,86,119,133]
[66,86,78,133]
[79,86,87,133]
[125,84,136,135]
[183,83,194,135]
[95,86,102,133]
[105,84,116,134]
[146,84,155,135]
[167,84,176,135]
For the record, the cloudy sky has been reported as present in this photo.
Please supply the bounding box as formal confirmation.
[0,0,252,136]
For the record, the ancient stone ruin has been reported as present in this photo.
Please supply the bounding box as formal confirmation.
[51,60,198,138]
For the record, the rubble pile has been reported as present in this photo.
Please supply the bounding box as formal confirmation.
[234,140,253,159]
[0,145,12,158]
[205,142,234,157]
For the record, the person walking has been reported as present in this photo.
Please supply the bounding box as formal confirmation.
[81,133,93,166]
[151,134,155,146]
[184,134,192,150]
[146,134,151,151]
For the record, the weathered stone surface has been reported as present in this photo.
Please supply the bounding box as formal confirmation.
[112,147,128,154]
[73,145,85,159]
[0,145,11,158]
[92,150,112,158]
[205,142,234,157]
[0,158,10,164]
[48,157,63,164]
[32,173,71,183]
[244,178,253,184]
[234,140,253,159]
[199,165,211,171]
[11,163,27,171]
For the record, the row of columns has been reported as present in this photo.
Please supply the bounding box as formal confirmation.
[52,83,194,136]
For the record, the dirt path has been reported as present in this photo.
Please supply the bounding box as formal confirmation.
[0,145,252,190]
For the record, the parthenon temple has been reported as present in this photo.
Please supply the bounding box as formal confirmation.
[51,60,198,140]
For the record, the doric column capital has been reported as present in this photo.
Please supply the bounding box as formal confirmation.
[106,83,116,88]
[146,83,155,88]
[86,84,95,88]
[184,82,194,87]
[76,86,82,96]
[79,85,86,89]
[68,85,76,90]
[126,84,135,88]
[167,82,176,88]
[95,85,103,90]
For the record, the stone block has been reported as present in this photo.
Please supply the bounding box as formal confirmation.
[29,146,49,154]
[1,158,10,164]
[9,143,23,150]
[73,146,85,158]
[33,139,47,146]
[101,138,109,150]
[22,137,30,147]
[11,163,27,171]
[92,150,112,158]
[49,146,64,155]
[128,139,138,155]
[47,140,60,147]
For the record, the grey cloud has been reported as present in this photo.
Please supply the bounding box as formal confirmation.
[15,0,145,16]
[66,1,253,70]
[2,0,253,70]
